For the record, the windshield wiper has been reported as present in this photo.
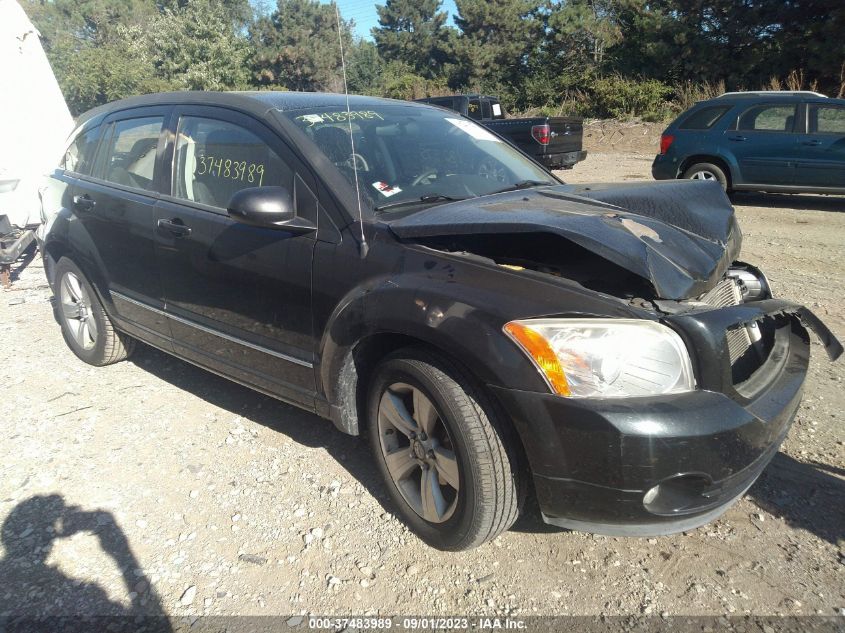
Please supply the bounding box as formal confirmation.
[489,180,555,195]
[374,194,467,213]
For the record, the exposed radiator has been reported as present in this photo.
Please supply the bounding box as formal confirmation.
[699,278,753,364]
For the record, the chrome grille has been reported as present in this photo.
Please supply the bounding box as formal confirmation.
[699,278,752,364]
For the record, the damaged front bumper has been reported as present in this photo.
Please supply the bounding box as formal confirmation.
[491,301,841,537]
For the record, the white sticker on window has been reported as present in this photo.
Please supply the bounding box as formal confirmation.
[445,118,501,142]
[372,181,402,197]
[492,103,502,117]
[302,114,324,124]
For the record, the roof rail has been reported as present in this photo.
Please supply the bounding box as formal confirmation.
[717,90,828,98]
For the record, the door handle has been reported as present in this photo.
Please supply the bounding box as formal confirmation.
[157,218,192,238]
[801,139,822,146]
[728,135,747,142]
[73,194,95,212]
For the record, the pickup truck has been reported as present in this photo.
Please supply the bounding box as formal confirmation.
[416,94,587,171]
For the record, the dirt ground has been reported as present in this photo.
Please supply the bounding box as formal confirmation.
[1,152,843,625]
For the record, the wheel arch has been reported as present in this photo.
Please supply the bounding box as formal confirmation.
[678,154,735,189]
[317,280,549,440]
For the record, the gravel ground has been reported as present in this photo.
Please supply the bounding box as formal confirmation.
[1,152,843,623]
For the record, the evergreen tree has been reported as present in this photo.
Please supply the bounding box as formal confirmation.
[372,0,456,79]
[250,0,353,92]
[453,0,543,87]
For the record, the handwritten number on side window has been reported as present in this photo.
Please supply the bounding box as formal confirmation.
[196,155,265,186]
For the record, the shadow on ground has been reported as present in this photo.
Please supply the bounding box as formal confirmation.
[0,494,171,631]
[748,452,845,547]
[128,343,391,514]
[733,192,845,212]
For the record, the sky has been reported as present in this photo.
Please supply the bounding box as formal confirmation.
[332,0,460,40]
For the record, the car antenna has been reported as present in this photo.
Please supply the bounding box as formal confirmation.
[334,3,368,258]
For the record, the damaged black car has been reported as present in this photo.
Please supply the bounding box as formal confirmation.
[42,92,842,551]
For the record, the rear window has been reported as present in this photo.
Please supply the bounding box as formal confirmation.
[62,125,101,175]
[737,104,797,132]
[100,117,164,191]
[679,106,731,130]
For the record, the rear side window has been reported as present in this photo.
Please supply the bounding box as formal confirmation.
[172,116,292,210]
[101,117,164,191]
[737,104,797,132]
[679,106,731,130]
[809,104,845,134]
[467,98,481,120]
[62,125,101,175]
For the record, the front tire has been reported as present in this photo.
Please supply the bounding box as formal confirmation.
[682,162,730,191]
[367,349,521,550]
[53,257,135,366]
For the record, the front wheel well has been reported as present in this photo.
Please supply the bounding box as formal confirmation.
[677,155,733,189]
[330,333,526,459]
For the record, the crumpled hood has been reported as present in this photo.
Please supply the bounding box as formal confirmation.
[384,179,742,300]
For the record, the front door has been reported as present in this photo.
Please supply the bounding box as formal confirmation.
[794,102,845,188]
[154,107,318,408]
[728,102,800,186]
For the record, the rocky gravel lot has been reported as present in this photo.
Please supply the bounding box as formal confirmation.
[1,152,843,625]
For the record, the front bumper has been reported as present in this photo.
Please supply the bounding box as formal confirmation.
[492,309,834,537]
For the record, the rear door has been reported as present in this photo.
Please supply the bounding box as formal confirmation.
[72,106,173,348]
[727,102,800,186]
[794,101,845,188]
[154,106,318,407]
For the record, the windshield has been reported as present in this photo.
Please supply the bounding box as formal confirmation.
[281,104,557,213]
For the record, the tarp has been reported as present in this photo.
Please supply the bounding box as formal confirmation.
[0,0,73,228]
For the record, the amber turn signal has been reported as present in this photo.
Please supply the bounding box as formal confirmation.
[503,321,571,396]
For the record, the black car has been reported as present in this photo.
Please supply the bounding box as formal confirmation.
[41,92,841,551]
[652,91,845,193]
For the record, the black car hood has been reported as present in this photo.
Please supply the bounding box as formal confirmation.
[384,179,742,300]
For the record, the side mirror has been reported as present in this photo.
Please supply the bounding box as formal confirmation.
[227,186,316,234]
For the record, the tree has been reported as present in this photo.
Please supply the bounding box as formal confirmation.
[250,0,353,92]
[144,0,251,91]
[347,40,384,95]
[453,0,544,89]
[372,0,456,79]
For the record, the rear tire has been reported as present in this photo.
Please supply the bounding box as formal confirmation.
[367,348,522,550]
[682,162,730,192]
[53,257,135,366]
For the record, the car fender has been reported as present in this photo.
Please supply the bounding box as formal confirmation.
[317,246,643,434]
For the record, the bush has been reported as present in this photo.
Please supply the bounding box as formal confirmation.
[588,75,673,121]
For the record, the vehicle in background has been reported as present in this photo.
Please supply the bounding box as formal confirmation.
[416,94,587,171]
[652,91,845,195]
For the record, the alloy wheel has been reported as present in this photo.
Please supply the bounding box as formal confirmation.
[377,382,460,523]
[59,271,98,350]
[690,170,718,181]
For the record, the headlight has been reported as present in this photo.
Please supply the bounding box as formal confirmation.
[503,319,696,398]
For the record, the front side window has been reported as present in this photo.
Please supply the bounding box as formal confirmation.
[283,104,556,214]
[679,105,731,130]
[172,116,292,210]
[737,104,797,132]
[101,117,163,191]
[809,105,845,134]
[63,125,101,175]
